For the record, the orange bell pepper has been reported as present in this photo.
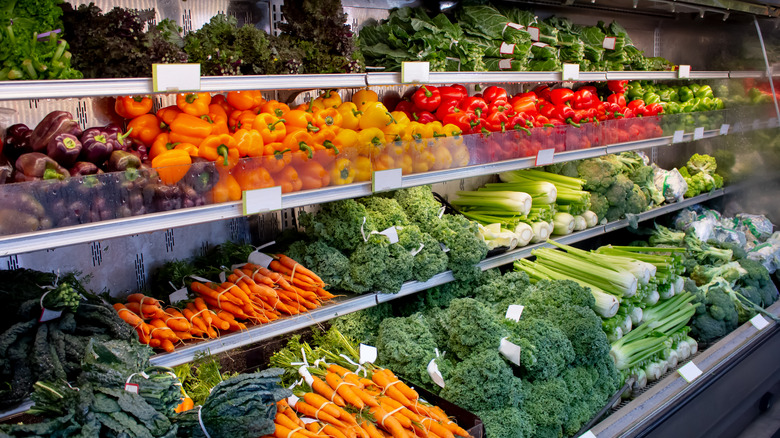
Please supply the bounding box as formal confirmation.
[174,142,199,157]
[177,92,212,116]
[169,113,213,147]
[229,109,258,131]
[354,156,373,182]
[329,158,355,185]
[152,149,192,185]
[198,134,239,167]
[127,114,162,146]
[205,104,229,135]
[210,94,233,114]
[115,95,152,119]
[313,107,343,130]
[337,102,362,130]
[282,129,315,159]
[261,100,290,118]
[297,160,330,190]
[232,157,275,191]
[227,90,265,111]
[150,132,176,161]
[211,166,241,203]
[255,113,287,143]
[262,147,292,174]
[284,109,319,134]
[273,165,303,193]
[233,128,263,157]
[352,89,379,111]
[312,125,338,146]
[157,105,182,129]
[320,90,343,109]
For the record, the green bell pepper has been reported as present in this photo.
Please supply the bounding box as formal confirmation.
[643,91,661,104]
[679,86,694,102]
[712,97,725,110]
[689,83,701,93]
[691,97,710,112]
[627,85,645,101]
[658,89,672,102]
[669,90,679,102]
[663,102,681,114]
[694,85,714,99]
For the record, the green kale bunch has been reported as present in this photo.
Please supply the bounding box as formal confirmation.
[375,313,438,388]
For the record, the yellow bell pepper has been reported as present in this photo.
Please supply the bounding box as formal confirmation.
[358,102,395,130]
[152,149,192,185]
[357,127,386,157]
[354,156,373,182]
[390,111,411,125]
[450,142,470,168]
[352,88,378,111]
[329,158,356,185]
[382,121,410,145]
[316,90,343,109]
[337,102,362,131]
[396,153,413,175]
[431,145,453,170]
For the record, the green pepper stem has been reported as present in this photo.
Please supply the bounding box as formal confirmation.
[217,144,230,167]
[323,140,340,155]
[299,142,314,159]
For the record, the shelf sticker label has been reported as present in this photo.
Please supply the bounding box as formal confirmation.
[677,65,691,78]
[505,305,524,322]
[373,168,403,193]
[124,383,140,394]
[720,124,730,135]
[248,250,274,268]
[536,148,556,166]
[499,42,516,55]
[672,130,685,144]
[579,431,597,438]
[401,62,430,83]
[506,22,524,30]
[152,63,201,92]
[678,361,703,383]
[562,63,580,81]
[750,314,770,330]
[753,119,761,131]
[427,358,446,388]
[499,338,522,366]
[499,59,513,70]
[39,307,62,323]
[693,127,704,140]
[602,36,616,50]
[359,344,377,364]
[378,226,399,244]
[242,186,282,215]
[169,288,189,304]
[528,26,540,41]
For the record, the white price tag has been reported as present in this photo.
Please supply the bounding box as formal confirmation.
[152,64,201,92]
[505,305,525,322]
[562,64,580,81]
[440,243,450,253]
[753,119,761,131]
[499,42,516,55]
[218,272,226,283]
[693,127,704,140]
[190,275,212,283]
[378,226,399,244]
[288,394,300,406]
[602,36,616,50]
[528,26,540,41]
[169,288,189,304]
[677,361,703,383]
[427,358,446,388]
[720,124,730,135]
[499,338,522,366]
[532,42,549,48]
[677,65,691,78]
[750,314,770,330]
[672,130,685,143]
[298,366,314,386]
[248,250,274,268]
[579,431,597,438]
[506,22,524,30]
[301,418,319,424]
[372,168,403,193]
[124,383,140,394]
[359,344,377,364]
[39,308,62,323]
[242,186,282,215]
[499,59,513,70]
[535,148,556,166]
[401,62,430,83]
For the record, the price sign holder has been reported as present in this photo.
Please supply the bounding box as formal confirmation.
[243,186,282,215]
[152,64,201,92]
[536,148,556,166]
[677,65,691,78]
[678,361,703,383]
[402,62,430,83]
[562,64,580,81]
[373,168,403,193]
[693,127,704,140]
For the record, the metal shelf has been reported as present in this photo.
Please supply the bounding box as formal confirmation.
[0,117,747,256]
[147,189,725,368]
[0,70,765,101]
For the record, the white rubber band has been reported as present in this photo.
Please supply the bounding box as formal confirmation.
[380,406,404,428]
[286,426,304,438]
[197,406,212,438]
[314,401,334,418]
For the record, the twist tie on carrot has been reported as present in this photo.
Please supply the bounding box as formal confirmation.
[380,379,401,395]
[197,405,212,438]
[126,371,150,386]
[339,355,367,377]
[216,284,237,308]
[117,307,145,330]
[313,358,330,368]
[287,427,304,438]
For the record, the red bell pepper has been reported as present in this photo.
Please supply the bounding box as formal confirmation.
[538,102,557,119]
[627,99,646,116]
[438,85,467,104]
[483,111,510,133]
[572,88,597,110]
[413,110,437,124]
[550,88,574,106]
[442,111,479,133]
[459,96,488,118]
[511,91,538,103]
[607,80,629,94]
[394,100,416,116]
[552,105,581,127]
[483,86,509,104]
[411,85,442,112]
[512,97,538,116]
[436,100,460,121]
[533,85,552,102]
[487,101,514,115]
[607,93,627,107]
[644,103,663,116]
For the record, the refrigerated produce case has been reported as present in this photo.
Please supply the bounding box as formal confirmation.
[1,1,779,437]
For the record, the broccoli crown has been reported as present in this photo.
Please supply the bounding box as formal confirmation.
[686,153,717,175]
[299,199,376,252]
[507,317,575,381]
[393,185,442,226]
[520,378,571,437]
[329,303,393,345]
[690,261,745,286]
[604,173,634,207]
[626,183,649,215]
[685,233,734,266]
[576,158,621,193]
[521,279,596,311]
[690,282,739,343]
[545,161,580,178]
[736,258,778,308]
[358,196,410,230]
[284,240,350,291]
[476,407,536,438]
[375,313,438,388]
[439,349,523,412]
[473,271,532,316]
[649,223,686,246]
[443,298,506,361]
[348,236,414,294]
[709,240,747,260]
[397,225,449,283]
[628,164,654,187]
[588,192,609,221]
[525,303,610,366]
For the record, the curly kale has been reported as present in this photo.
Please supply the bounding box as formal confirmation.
[506,317,575,381]
[442,298,506,361]
[393,185,442,226]
[520,378,571,438]
[348,236,414,294]
[359,196,409,230]
[473,271,532,316]
[397,225,448,283]
[299,199,377,252]
[521,279,596,311]
[525,303,610,366]
[375,314,437,388]
[434,214,489,281]
[329,303,392,345]
[284,240,350,291]
[561,366,602,435]
[439,349,523,412]
[476,407,536,438]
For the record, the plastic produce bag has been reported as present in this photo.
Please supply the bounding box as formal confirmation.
[735,213,774,241]
[747,242,780,274]
[653,166,687,203]
[709,223,747,247]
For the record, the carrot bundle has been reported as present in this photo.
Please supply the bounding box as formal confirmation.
[113,253,334,353]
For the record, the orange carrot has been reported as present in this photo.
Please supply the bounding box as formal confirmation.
[173,330,194,341]
[326,372,366,409]
[361,421,386,438]
[125,301,165,319]
[275,254,325,285]
[159,339,175,352]
[191,281,244,306]
[379,369,419,401]
[276,414,321,438]
[315,287,336,300]
[371,371,413,407]
[206,310,231,330]
[148,338,162,348]
[322,424,349,438]
[175,397,194,413]
[126,293,162,306]
[162,311,191,332]
[148,318,179,342]
[270,260,318,285]
[379,401,412,429]
[278,399,303,426]
[201,295,250,320]
[303,393,343,419]
[182,307,209,332]
[310,375,346,407]
[114,303,149,334]
[293,401,348,429]
[379,397,422,423]
[274,423,311,438]
[193,298,213,325]
[420,419,454,438]
[369,406,408,438]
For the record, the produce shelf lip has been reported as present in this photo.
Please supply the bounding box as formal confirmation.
[729,70,767,79]
[0,113,756,257]
[146,189,727,369]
